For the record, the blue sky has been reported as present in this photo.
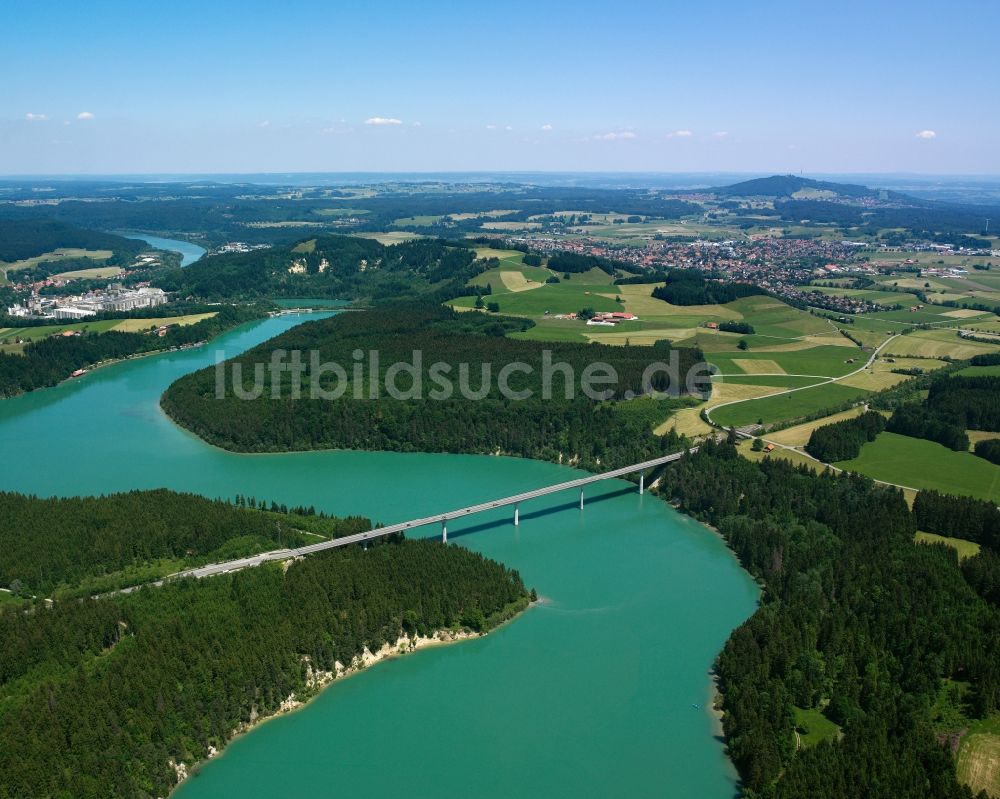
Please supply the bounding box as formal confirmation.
[2,0,998,174]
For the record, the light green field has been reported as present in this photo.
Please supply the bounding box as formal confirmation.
[956,364,1000,376]
[710,346,862,378]
[957,713,1000,798]
[51,266,123,281]
[310,207,369,217]
[111,313,215,332]
[915,532,981,560]
[767,406,868,447]
[737,439,821,471]
[0,249,114,280]
[793,706,842,748]
[885,329,1000,359]
[393,215,444,226]
[0,314,215,348]
[0,319,121,346]
[355,231,425,245]
[838,432,1000,503]
[715,375,821,389]
[712,382,869,428]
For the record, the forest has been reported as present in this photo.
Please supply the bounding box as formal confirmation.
[0,489,371,597]
[0,219,144,264]
[882,373,1000,453]
[805,410,886,462]
[652,269,766,306]
[160,305,701,468]
[0,305,263,397]
[0,531,529,799]
[658,440,999,799]
[913,490,1000,551]
[159,236,484,303]
[974,438,1000,466]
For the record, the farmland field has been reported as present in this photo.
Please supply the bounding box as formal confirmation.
[957,714,1000,799]
[915,532,981,561]
[885,328,1000,359]
[767,406,869,447]
[0,248,114,282]
[51,265,124,280]
[838,432,1000,502]
[711,381,869,428]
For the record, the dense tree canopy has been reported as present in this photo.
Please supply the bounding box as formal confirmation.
[659,442,998,798]
[0,305,262,398]
[806,410,886,462]
[652,269,766,306]
[0,534,528,799]
[0,489,369,596]
[161,305,702,469]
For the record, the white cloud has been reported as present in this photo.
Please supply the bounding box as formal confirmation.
[257,120,271,128]
[505,125,512,131]
[412,121,422,127]
[541,123,553,131]
[25,112,48,121]
[77,111,94,120]
[915,129,937,139]
[485,124,497,130]
[594,131,637,141]
[669,129,693,138]
[365,116,403,126]
[712,131,729,138]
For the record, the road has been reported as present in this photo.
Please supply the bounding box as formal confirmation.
[120,448,697,593]
[704,334,899,427]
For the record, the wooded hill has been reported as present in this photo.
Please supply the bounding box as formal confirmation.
[161,305,701,468]
[0,304,263,398]
[0,488,370,597]
[0,521,528,799]
[659,440,999,798]
[0,219,144,264]
[159,235,485,302]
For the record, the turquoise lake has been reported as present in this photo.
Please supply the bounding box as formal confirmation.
[0,309,757,798]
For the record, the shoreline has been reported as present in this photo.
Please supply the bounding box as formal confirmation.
[167,606,532,796]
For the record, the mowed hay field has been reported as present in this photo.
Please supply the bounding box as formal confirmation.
[838,433,1000,503]
[52,266,124,281]
[958,723,1000,798]
[915,532,981,561]
[885,329,1000,360]
[0,248,113,273]
[710,346,862,378]
[110,313,216,332]
[767,406,869,447]
[712,382,869,428]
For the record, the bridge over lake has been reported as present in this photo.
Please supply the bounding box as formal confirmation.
[147,448,698,587]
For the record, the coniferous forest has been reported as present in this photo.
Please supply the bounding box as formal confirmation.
[161,305,702,469]
[0,492,529,799]
[659,441,999,799]
[0,305,263,398]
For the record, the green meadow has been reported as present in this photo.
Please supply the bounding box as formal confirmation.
[712,382,869,428]
[838,432,1000,502]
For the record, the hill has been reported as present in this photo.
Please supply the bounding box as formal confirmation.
[159,235,485,302]
[161,304,698,468]
[0,219,144,264]
[712,174,877,199]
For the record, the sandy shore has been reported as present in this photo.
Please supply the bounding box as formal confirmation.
[166,627,488,794]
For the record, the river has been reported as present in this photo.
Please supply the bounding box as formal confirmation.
[123,233,206,267]
[0,297,758,797]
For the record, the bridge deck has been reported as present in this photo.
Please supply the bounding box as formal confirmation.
[165,448,696,583]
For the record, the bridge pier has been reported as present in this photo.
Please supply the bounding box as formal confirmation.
[441,520,447,544]
[514,505,519,526]
[639,473,644,495]
[579,487,584,510]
